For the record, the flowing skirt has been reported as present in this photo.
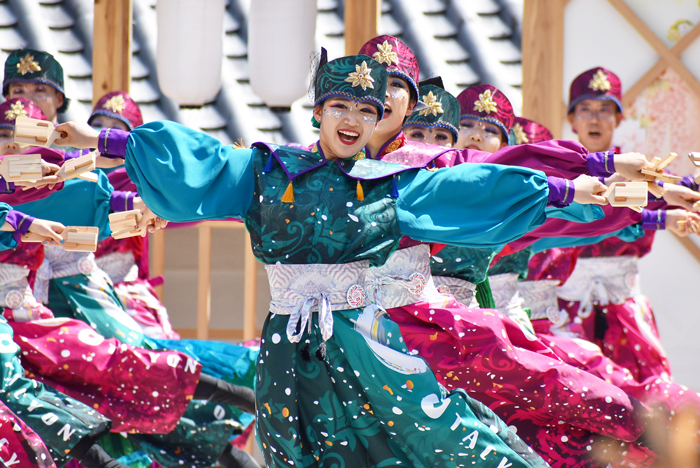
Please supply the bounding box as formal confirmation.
[387,297,655,468]
[256,307,549,468]
[12,317,201,433]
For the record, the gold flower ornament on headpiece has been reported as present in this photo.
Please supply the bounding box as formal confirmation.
[473,89,498,114]
[103,95,126,114]
[345,61,375,91]
[512,123,529,145]
[418,91,444,117]
[4,101,27,121]
[588,70,611,92]
[372,40,400,67]
[17,54,41,75]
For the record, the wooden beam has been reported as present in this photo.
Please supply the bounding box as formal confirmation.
[610,0,700,107]
[92,0,132,104]
[522,0,566,138]
[196,225,212,340]
[344,0,381,56]
[243,231,258,341]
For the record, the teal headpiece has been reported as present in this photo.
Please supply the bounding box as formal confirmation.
[403,78,460,143]
[3,48,70,113]
[312,52,388,128]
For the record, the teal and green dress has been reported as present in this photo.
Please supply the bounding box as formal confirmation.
[105,121,561,468]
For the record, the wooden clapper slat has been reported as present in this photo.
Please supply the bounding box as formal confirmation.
[63,226,99,252]
[108,210,146,239]
[14,116,65,147]
[641,152,682,184]
[57,152,98,183]
[0,154,43,182]
[603,182,648,213]
[22,226,99,252]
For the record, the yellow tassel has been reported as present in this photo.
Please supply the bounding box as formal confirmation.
[356,180,364,201]
[281,181,295,203]
[232,138,246,149]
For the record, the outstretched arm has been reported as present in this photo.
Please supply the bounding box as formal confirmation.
[56,120,256,223]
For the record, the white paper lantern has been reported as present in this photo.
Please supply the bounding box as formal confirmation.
[156,0,225,107]
[248,0,317,111]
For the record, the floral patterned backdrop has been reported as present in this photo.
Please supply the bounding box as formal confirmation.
[614,68,700,177]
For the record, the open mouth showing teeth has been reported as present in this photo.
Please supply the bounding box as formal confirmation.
[338,130,359,145]
[589,132,601,137]
[382,106,392,120]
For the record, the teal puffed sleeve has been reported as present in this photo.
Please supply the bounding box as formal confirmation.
[14,172,114,241]
[395,163,549,249]
[530,225,644,253]
[0,203,19,250]
[124,121,255,223]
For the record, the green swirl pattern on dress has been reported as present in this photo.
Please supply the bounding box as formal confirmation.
[245,146,403,267]
[488,247,535,280]
[431,245,497,284]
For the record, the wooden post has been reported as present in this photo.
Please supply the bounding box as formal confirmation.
[150,230,166,300]
[92,0,132,103]
[196,225,212,340]
[344,0,381,55]
[243,231,258,341]
[521,0,566,138]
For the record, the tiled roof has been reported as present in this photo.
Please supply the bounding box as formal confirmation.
[3,0,524,146]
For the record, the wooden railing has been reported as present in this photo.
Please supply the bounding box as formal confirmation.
[150,221,260,341]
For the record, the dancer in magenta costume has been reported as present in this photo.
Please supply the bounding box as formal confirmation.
[556,68,700,412]
[355,37,655,467]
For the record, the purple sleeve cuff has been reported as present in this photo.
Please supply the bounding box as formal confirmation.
[98,128,129,159]
[640,209,666,230]
[0,177,15,194]
[547,176,576,207]
[65,148,92,160]
[680,175,699,192]
[6,210,35,234]
[586,150,616,177]
[110,191,135,212]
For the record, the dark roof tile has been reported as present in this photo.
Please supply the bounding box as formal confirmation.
[317,11,344,37]
[40,3,74,29]
[130,78,160,104]
[423,13,457,38]
[49,28,84,53]
[0,27,26,51]
[58,51,91,78]
[0,3,17,27]
[379,13,403,37]
[436,38,470,63]
[317,0,339,13]
[224,32,247,58]
[130,54,150,80]
[472,0,502,15]
[224,11,240,34]
[477,14,513,39]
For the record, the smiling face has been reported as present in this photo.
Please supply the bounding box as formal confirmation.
[404,126,455,147]
[456,118,507,153]
[568,99,621,152]
[7,82,64,123]
[0,128,20,155]
[314,98,379,160]
[370,76,414,142]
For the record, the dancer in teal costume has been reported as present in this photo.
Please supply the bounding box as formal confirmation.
[55,53,619,468]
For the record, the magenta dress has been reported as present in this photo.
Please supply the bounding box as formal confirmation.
[376,136,654,467]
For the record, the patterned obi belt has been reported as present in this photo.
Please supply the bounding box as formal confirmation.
[35,246,97,304]
[517,279,569,328]
[557,256,640,318]
[432,276,478,308]
[266,245,443,343]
